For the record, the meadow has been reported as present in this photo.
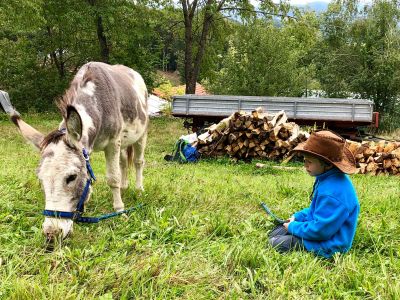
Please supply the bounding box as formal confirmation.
[0,114,399,299]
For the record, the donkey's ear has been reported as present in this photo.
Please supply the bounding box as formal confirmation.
[11,115,44,150]
[66,106,82,142]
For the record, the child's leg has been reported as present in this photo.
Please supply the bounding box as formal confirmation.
[269,225,289,238]
[268,225,304,253]
[269,235,304,253]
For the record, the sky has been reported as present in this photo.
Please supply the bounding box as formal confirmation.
[280,0,372,5]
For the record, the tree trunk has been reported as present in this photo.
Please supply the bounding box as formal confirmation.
[181,0,196,93]
[181,0,225,94]
[88,0,110,63]
[184,22,194,93]
[95,15,109,63]
[47,26,65,79]
[190,0,215,93]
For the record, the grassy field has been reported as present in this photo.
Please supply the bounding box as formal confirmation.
[0,113,399,299]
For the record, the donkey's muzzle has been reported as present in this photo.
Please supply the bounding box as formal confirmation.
[43,217,73,241]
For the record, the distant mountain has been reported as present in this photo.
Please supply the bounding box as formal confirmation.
[294,1,329,13]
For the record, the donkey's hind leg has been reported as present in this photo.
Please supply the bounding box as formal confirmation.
[120,148,129,190]
[133,133,147,191]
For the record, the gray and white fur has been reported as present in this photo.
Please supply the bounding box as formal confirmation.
[10,62,148,240]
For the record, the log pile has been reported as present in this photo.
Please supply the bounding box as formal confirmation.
[347,140,400,175]
[197,108,309,161]
[195,107,400,176]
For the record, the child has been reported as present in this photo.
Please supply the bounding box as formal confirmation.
[269,130,360,258]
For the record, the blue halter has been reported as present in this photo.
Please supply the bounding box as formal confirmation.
[42,148,143,223]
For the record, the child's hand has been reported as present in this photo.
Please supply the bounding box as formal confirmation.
[283,217,295,230]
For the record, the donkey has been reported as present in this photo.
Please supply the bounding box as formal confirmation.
[10,62,148,241]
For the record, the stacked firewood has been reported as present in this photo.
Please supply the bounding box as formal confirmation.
[347,140,400,175]
[194,107,400,175]
[197,108,309,160]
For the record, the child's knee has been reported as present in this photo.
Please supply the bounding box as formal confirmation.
[269,225,287,238]
[269,236,282,248]
[269,235,291,253]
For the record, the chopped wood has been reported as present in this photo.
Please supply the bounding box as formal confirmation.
[197,108,309,162]
[346,139,400,175]
[197,107,400,176]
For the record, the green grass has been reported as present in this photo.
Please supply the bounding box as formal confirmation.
[0,114,399,299]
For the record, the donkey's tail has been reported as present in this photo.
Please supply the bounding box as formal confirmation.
[127,145,134,170]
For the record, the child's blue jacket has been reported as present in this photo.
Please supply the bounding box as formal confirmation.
[288,168,360,258]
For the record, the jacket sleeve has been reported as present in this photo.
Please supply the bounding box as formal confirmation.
[293,208,310,222]
[288,195,349,241]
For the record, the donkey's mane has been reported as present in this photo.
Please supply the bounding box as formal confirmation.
[57,66,96,119]
[40,129,67,150]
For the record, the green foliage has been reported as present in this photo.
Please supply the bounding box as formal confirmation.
[1,0,400,130]
[315,0,400,116]
[105,1,171,88]
[0,36,67,112]
[207,19,316,96]
[0,114,399,298]
[153,81,185,101]
[0,0,167,112]
[191,10,236,84]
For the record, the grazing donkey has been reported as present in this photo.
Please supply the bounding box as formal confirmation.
[10,62,148,240]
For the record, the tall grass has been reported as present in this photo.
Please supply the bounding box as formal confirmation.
[369,112,400,140]
[0,114,399,299]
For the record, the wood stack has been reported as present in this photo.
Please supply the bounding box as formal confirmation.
[347,140,400,175]
[197,108,309,161]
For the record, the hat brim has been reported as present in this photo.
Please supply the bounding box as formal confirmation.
[292,142,357,174]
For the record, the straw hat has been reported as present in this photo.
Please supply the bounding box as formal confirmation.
[292,130,357,174]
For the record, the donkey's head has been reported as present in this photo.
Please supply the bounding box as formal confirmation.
[12,106,91,241]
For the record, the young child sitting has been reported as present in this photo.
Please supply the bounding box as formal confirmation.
[269,130,360,258]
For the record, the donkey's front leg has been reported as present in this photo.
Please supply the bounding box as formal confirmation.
[105,141,124,211]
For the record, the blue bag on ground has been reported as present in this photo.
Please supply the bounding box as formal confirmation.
[182,143,199,162]
[164,139,200,163]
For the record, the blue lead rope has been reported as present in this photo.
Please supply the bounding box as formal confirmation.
[82,148,96,181]
[43,203,144,223]
[76,179,92,213]
[260,202,286,224]
[42,147,143,223]
[93,203,144,222]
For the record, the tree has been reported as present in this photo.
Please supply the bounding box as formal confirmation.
[0,0,167,111]
[180,0,276,94]
[315,0,400,115]
[180,0,224,93]
[207,18,318,97]
[87,0,110,63]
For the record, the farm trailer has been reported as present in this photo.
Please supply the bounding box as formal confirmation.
[172,95,379,139]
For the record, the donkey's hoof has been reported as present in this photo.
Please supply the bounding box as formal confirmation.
[114,206,125,213]
[135,187,144,195]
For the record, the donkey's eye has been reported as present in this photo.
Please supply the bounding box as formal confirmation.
[66,174,77,184]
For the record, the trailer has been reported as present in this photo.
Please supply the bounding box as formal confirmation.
[172,95,378,138]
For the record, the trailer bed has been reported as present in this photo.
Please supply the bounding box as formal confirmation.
[172,95,374,126]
